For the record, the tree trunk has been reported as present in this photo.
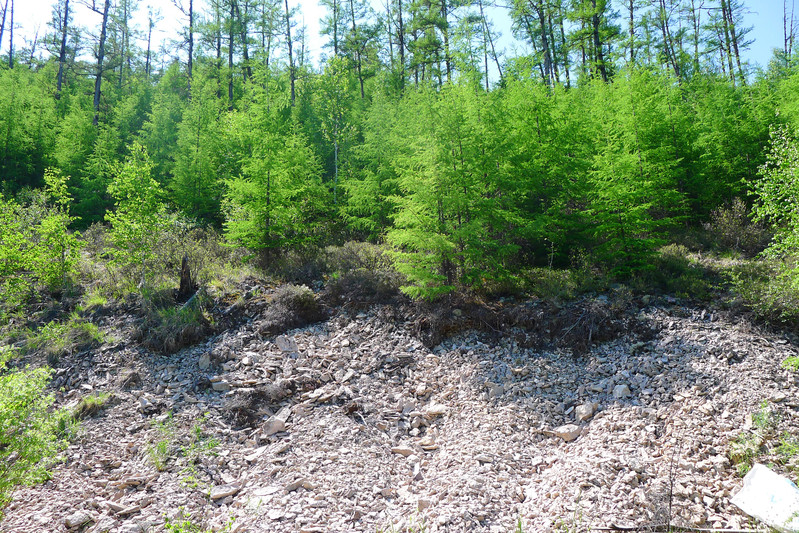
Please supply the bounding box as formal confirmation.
[229,0,235,108]
[441,0,451,83]
[93,0,110,126]
[284,0,295,105]
[722,0,745,84]
[478,0,501,88]
[558,4,570,87]
[146,10,153,78]
[188,0,194,91]
[719,0,736,84]
[8,0,13,69]
[0,0,7,52]
[236,0,252,83]
[628,0,635,63]
[590,0,608,81]
[57,0,69,95]
[349,0,365,97]
[397,0,405,88]
[534,0,553,85]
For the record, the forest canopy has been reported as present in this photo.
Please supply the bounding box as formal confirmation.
[1,0,799,298]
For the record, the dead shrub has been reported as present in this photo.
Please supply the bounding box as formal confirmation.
[222,385,289,427]
[705,198,771,257]
[258,284,326,335]
[323,242,404,307]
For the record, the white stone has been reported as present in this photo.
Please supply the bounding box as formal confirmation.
[575,402,596,422]
[391,446,415,457]
[210,484,241,500]
[263,417,286,436]
[553,424,582,442]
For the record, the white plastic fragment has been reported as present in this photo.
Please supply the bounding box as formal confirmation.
[731,463,799,533]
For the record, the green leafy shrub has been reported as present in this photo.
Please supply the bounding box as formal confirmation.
[105,142,167,287]
[0,177,82,315]
[0,348,67,513]
[750,125,799,258]
[72,392,112,420]
[730,401,776,476]
[634,244,715,299]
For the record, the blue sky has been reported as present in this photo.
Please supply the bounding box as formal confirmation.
[8,0,794,71]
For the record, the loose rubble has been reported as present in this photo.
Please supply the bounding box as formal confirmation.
[3,290,799,532]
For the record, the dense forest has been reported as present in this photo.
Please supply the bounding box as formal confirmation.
[1,0,799,301]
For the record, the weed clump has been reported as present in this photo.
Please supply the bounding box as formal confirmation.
[705,198,771,257]
[135,290,213,354]
[258,284,325,335]
[323,242,404,307]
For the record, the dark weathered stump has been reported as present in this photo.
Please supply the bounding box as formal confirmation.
[177,255,198,302]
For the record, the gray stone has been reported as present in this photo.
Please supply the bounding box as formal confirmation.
[211,484,241,500]
[212,380,232,392]
[65,511,93,529]
[613,384,632,399]
[198,353,211,370]
[275,335,299,353]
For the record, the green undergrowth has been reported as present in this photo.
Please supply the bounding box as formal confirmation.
[0,348,73,516]
[21,312,106,366]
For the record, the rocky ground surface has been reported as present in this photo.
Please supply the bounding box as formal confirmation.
[3,284,799,533]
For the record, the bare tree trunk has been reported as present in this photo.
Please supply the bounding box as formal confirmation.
[591,0,608,81]
[8,0,13,69]
[57,0,69,95]
[534,0,553,85]
[558,4,570,87]
[441,0,451,83]
[690,0,702,74]
[478,0,501,87]
[397,0,405,88]
[92,0,110,126]
[145,9,154,79]
[229,0,235,108]
[722,0,744,83]
[349,0,365,97]
[385,0,393,66]
[236,0,252,82]
[657,0,680,78]
[719,0,735,84]
[0,0,7,50]
[628,0,635,64]
[284,0,295,105]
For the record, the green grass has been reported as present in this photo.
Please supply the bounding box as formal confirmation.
[25,313,106,365]
[730,401,777,476]
[147,415,177,472]
[164,508,233,533]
